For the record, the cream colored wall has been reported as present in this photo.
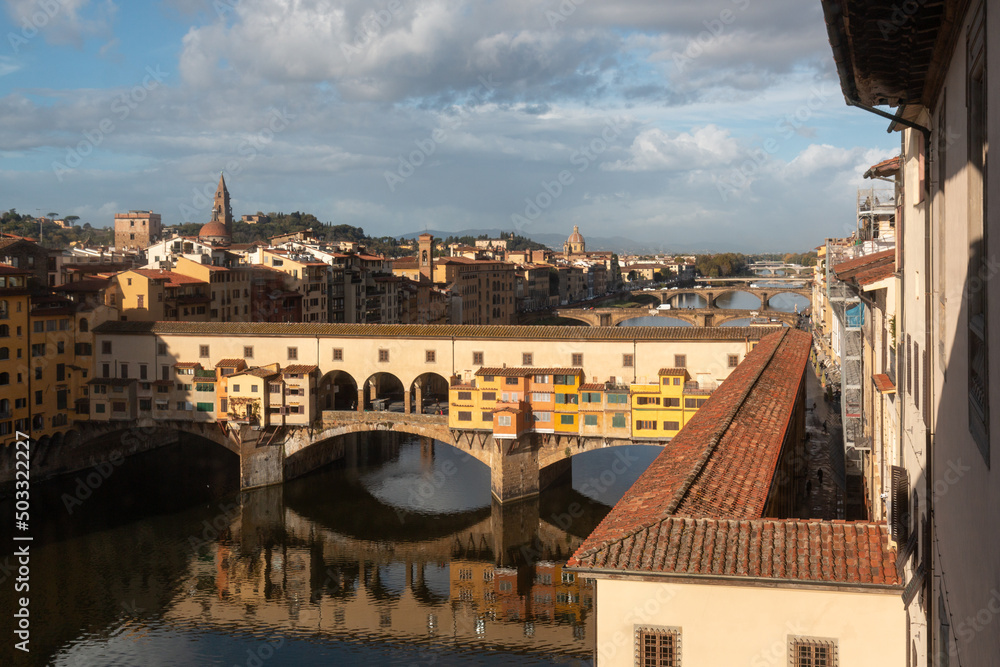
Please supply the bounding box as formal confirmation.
[591,577,904,667]
[95,331,753,395]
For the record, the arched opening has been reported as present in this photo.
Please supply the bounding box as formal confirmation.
[361,372,405,412]
[666,292,707,309]
[619,315,692,327]
[410,372,450,415]
[766,292,810,313]
[712,290,763,310]
[0,347,8,360]
[317,370,358,411]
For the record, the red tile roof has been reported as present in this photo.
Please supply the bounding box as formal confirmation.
[567,329,812,563]
[569,516,900,587]
[872,373,896,393]
[833,249,895,286]
[863,155,902,179]
[283,364,318,375]
[658,367,689,376]
[215,358,247,368]
[579,383,605,391]
[127,269,207,287]
[475,367,583,377]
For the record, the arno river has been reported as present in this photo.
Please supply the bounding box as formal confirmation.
[620,286,810,326]
[1,433,660,666]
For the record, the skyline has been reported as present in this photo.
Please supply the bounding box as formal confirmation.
[1,0,898,251]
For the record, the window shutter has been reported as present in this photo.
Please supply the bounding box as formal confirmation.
[891,466,910,544]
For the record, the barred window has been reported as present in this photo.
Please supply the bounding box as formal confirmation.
[571,353,583,366]
[674,354,686,368]
[636,626,680,666]
[789,637,837,667]
[728,354,739,368]
[623,353,634,367]
[333,348,343,361]
[473,351,484,365]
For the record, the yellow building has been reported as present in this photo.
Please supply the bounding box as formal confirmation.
[172,256,252,322]
[246,248,329,322]
[110,268,211,322]
[629,368,712,439]
[0,266,32,445]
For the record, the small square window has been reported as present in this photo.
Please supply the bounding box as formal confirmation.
[674,354,686,368]
[522,353,533,366]
[636,626,681,667]
[244,346,254,359]
[157,343,167,355]
[426,350,436,363]
[789,637,837,667]
[728,354,739,368]
[333,348,343,361]
[199,345,210,358]
[473,351,484,365]
[102,341,112,354]
[379,349,389,363]
[623,354,634,368]
[287,347,298,360]
[571,353,583,366]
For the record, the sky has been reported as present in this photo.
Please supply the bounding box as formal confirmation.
[0,0,900,252]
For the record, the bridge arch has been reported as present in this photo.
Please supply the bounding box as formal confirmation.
[317,369,359,411]
[361,371,406,412]
[410,371,450,415]
[710,289,764,309]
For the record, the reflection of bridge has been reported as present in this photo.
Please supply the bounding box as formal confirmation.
[163,485,596,657]
[555,307,799,327]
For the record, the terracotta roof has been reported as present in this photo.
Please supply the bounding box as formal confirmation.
[833,249,895,284]
[569,516,900,587]
[234,367,279,379]
[173,362,202,368]
[658,367,689,377]
[0,264,31,276]
[215,358,247,368]
[568,329,811,562]
[127,269,207,287]
[93,321,780,342]
[872,373,896,393]
[475,367,583,377]
[579,383,605,391]
[283,364,318,375]
[864,155,903,179]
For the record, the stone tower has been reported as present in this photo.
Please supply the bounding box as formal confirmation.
[418,233,434,280]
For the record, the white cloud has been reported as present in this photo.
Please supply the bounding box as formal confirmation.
[603,125,740,172]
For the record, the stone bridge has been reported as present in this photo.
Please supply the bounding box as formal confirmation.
[633,285,811,310]
[555,307,800,328]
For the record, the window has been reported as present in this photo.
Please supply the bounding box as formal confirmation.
[673,377,681,385]
[663,421,679,431]
[482,391,496,401]
[0,372,7,385]
[244,346,254,359]
[584,414,598,426]
[967,0,989,462]
[664,397,680,407]
[571,353,583,366]
[33,321,43,333]
[481,411,493,422]
[196,402,214,412]
[333,348,343,361]
[34,367,42,380]
[196,383,214,392]
[635,420,657,430]
[533,374,549,384]
[623,353,634,367]
[636,626,680,667]
[95,403,105,414]
[607,393,628,404]
[232,384,240,392]
[636,396,660,406]
[35,390,43,406]
[0,347,6,360]
[582,392,601,403]
[79,318,88,333]
[473,351,483,365]
[287,346,298,360]
[555,393,578,404]
[139,364,147,380]
[498,415,512,426]
[457,391,472,401]
[503,376,518,386]
[559,414,574,425]
[457,411,472,422]
[270,383,282,394]
[426,350,436,363]
[533,411,552,422]
[612,412,626,428]
[789,637,837,666]
[522,353,533,366]
[102,341,112,354]
[728,354,739,368]
[378,349,389,363]
[157,343,167,355]
[31,343,45,357]
[674,354,686,368]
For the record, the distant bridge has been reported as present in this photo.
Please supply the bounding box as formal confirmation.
[631,285,811,310]
[556,307,800,328]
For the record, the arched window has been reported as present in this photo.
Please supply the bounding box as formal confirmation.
[0,325,8,337]
[79,318,89,333]
[0,347,8,360]
[0,372,9,385]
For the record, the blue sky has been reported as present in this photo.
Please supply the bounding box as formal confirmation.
[0,0,899,251]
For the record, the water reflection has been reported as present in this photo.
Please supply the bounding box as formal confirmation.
[1,434,650,666]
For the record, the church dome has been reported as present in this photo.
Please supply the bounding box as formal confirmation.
[199,221,230,241]
[567,225,584,244]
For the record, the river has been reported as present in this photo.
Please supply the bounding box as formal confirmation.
[619,285,810,327]
[1,434,661,666]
